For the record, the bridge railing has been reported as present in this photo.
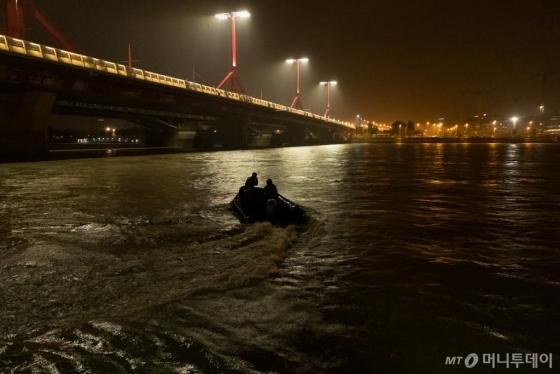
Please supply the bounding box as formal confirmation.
[0,34,354,130]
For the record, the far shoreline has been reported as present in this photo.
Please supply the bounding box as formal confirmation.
[352,136,558,144]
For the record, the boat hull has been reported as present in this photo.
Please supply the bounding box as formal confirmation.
[231,188,306,225]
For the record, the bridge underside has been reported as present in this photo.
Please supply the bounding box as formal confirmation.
[0,51,352,160]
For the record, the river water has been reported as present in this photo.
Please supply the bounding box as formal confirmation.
[0,143,559,373]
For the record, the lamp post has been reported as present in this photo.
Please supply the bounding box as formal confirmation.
[320,80,337,117]
[286,58,309,109]
[215,11,250,94]
[511,117,518,138]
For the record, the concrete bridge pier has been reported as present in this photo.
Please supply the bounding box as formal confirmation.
[307,127,328,144]
[307,126,334,144]
[308,127,348,144]
[145,129,178,148]
[216,114,250,149]
[283,125,307,146]
[0,89,56,160]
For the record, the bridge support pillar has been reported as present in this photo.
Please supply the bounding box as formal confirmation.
[145,130,178,148]
[216,114,249,149]
[284,125,307,146]
[0,89,56,161]
[307,127,322,144]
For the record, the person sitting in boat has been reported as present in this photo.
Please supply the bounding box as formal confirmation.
[241,182,266,218]
[239,172,259,195]
[263,178,278,201]
[245,172,258,189]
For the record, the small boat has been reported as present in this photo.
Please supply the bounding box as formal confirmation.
[231,187,306,224]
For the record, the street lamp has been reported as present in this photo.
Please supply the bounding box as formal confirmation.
[511,117,518,137]
[320,80,337,117]
[286,57,309,109]
[215,11,250,94]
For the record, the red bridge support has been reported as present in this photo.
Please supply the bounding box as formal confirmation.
[4,0,24,39]
[2,0,76,52]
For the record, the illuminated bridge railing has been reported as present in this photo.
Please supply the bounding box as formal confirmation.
[0,34,354,130]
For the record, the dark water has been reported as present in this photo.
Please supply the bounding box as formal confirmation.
[0,143,559,373]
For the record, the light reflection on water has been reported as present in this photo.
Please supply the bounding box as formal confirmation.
[0,143,559,372]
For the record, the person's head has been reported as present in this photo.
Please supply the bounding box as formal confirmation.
[252,172,257,177]
[266,179,272,185]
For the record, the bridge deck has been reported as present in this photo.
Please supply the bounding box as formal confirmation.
[0,34,354,131]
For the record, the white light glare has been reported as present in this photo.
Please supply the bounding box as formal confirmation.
[320,81,337,85]
[286,58,309,63]
[234,11,250,18]
[215,11,250,19]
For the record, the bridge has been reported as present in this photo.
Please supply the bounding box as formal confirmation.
[0,34,355,160]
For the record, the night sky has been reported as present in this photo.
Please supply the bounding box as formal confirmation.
[6,0,560,125]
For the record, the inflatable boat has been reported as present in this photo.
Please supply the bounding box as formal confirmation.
[231,187,306,224]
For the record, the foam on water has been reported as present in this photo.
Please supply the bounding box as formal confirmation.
[0,216,305,372]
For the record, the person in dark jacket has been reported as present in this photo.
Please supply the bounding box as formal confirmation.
[263,178,278,201]
[245,172,258,189]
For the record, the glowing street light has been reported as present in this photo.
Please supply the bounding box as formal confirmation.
[320,80,337,117]
[511,117,518,137]
[215,11,250,94]
[286,57,309,109]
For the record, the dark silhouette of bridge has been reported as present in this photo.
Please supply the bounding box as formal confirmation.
[0,35,354,160]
